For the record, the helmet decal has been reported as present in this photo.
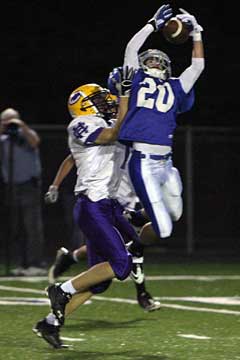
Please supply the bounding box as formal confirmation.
[69,91,83,105]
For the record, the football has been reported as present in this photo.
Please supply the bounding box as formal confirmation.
[162,17,190,45]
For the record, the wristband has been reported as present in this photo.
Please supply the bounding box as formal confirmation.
[192,32,202,41]
[147,19,157,32]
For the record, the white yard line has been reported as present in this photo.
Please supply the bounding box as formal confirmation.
[155,296,240,306]
[92,295,240,315]
[1,293,240,315]
[1,290,240,315]
[144,275,240,281]
[0,285,45,294]
[177,334,211,340]
[61,337,85,342]
[1,275,240,282]
[1,282,240,316]
[159,303,240,315]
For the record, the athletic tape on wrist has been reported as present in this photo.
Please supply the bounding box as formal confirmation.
[192,32,202,41]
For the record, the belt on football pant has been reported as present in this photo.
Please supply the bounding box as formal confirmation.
[133,150,172,161]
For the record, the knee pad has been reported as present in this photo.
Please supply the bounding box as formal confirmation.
[90,279,112,294]
[170,197,183,221]
[167,167,183,196]
[162,167,183,221]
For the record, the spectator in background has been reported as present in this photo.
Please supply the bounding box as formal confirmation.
[0,107,46,276]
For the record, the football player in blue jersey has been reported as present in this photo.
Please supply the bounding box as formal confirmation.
[108,4,204,241]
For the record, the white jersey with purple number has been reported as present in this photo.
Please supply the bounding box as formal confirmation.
[68,115,126,202]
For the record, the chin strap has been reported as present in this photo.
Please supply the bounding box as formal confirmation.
[144,68,167,80]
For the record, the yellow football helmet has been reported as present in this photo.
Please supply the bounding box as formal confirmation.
[68,83,118,121]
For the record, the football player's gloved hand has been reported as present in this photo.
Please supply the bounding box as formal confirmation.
[176,8,203,36]
[115,66,135,96]
[148,4,173,32]
[44,185,59,204]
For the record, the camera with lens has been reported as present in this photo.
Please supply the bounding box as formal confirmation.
[5,122,19,138]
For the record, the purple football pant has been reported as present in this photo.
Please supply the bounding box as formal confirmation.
[73,195,133,294]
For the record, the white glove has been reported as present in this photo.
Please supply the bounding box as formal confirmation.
[176,8,203,36]
[45,185,59,204]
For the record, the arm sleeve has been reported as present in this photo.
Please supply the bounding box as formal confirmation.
[179,58,205,94]
[123,24,154,69]
[85,127,104,145]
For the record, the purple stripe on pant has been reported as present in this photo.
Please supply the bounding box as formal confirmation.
[73,195,132,294]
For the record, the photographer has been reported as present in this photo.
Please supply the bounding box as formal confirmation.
[0,108,46,276]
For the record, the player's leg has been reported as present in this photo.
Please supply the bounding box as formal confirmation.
[114,202,161,311]
[131,222,161,311]
[34,262,113,349]
[34,196,132,348]
[139,222,160,245]
[48,245,87,284]
[115,202,145,259]
[46,196,132,325]
[33,289,93,349]
[129,153,173,239]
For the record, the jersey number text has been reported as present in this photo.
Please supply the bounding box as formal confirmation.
[137,77,174,112]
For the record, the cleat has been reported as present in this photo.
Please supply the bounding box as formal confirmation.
[48,247,76,284]
[137,291,161,312]
[32,318,65,349]
[130,263,145,285]
[47,284,72,325]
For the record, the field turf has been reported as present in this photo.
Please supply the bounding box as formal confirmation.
[1,261,240,360]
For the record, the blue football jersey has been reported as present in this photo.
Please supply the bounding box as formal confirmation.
[119,69,194,146]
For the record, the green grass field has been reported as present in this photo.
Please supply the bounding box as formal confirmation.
[1,261,240,360]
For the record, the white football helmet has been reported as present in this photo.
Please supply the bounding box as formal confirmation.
[138,49,171,80]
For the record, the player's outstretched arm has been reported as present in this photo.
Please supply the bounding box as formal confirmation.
[177,9,205,93]
[45,154,75,204]
[52,154,75,188]
[95,67,134,144]
[177,8,204,58]
[94,95,129,145]
[124,4,173,69]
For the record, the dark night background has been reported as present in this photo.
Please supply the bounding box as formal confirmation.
[1,0,240,263]
[0,0,237,126]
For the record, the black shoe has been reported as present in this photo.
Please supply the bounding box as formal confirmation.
[48,247,76,284]
[130,263,145,285]
[47,284,72,325]
[137,291,161,312]
[32,319,63,349]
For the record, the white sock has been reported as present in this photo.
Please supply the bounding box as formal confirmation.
[61,280,77,295]
[46,312,59,326]
[72,250,79,263]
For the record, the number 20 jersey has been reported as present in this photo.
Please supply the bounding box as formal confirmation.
[118,69,194,146]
